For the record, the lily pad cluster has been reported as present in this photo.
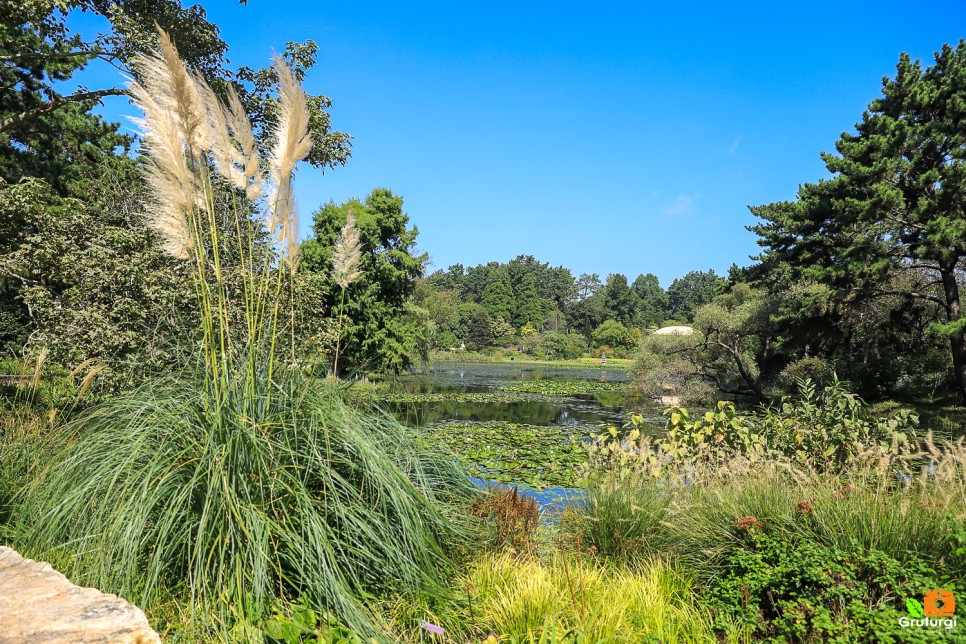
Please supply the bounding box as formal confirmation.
[415,420,593,488]
[372,391,558,405]
[499,380,627,395]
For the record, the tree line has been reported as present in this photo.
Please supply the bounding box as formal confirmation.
[3,1,965,405]
[638,41,966,405]
[416,258,725,357]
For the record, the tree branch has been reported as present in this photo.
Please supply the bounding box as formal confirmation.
[0,48,114,63]
[714,338,765,401]
[0,88,127,132]
[872,289,947,307]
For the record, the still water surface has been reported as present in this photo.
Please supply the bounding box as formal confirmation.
[381,362,660,511]
[385,362,655,427]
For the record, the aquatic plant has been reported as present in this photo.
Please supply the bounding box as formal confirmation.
[501,380,627,395]
[420,420,593,488]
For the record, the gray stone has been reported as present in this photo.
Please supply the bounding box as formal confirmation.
[0,546,161,643]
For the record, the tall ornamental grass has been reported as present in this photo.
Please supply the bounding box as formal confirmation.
[571,396,965,581]
[14,29,477,638]
[17,373,475,636]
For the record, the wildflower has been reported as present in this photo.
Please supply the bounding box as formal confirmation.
[796,501,814,515]
[733,515,764,530]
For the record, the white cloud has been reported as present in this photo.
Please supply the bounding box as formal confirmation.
[664,194,694,215]
[729,134,745,154]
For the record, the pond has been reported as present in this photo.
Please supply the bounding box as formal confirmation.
[383,362,653,427]
[369,361,664,508]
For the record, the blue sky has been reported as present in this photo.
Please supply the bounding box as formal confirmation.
[68,1,966,286]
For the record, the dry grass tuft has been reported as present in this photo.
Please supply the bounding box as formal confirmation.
[30,348,48,391]
[74,364,108,404]
[471,484,539,553]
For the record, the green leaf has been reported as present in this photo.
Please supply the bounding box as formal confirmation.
[905,598,924,617]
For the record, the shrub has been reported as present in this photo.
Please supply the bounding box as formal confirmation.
[756,378,920,470]
[780,356,834,387]
[616,379,921,473]
[704,531,949,643]
[536,333,583,361]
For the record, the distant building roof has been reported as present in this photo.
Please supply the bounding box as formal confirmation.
[653,325,695,336]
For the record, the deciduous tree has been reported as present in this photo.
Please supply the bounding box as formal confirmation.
[300,189,425,374]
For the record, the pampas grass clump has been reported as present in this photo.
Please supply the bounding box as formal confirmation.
[12,29,478,639]
[16,372,476,636]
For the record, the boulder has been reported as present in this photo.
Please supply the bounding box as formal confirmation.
[0,546,161,643]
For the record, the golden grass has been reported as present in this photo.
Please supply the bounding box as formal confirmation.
[453,552,715,643]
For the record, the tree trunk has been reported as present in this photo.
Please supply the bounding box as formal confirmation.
[939,264,966,403]
[716,339,766,404]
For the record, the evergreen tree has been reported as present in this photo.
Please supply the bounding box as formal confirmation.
[666,270,725,322]
[513,274,545,329]
[480,268,515,322]
[301,189,425,374]
[632,273,667,328]
[603,273,639,327]
[751,41,966,401]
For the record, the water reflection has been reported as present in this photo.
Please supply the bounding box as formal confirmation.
[388,399,622,427]
[381,362,658,428]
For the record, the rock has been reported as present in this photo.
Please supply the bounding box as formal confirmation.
[0,546,161,643]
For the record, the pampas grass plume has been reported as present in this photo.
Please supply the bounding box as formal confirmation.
[128,29,203,260]
[267,55,312,267]
[131,30,312,269]
[332,211,363,289]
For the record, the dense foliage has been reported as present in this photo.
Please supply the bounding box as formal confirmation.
[564,384,963,643]
[0,1,365,380]
[419,257,724,362]
[301,189,427,374]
